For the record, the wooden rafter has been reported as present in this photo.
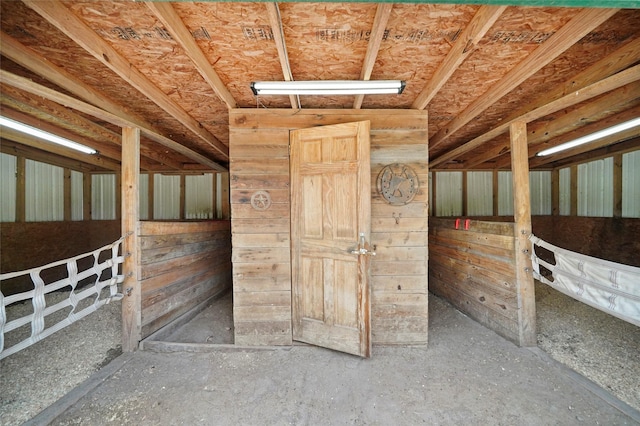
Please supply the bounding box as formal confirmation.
[429,7,619,151]
[485,84,640,169]
[145,1,237,110]
[0,34,190,171]
[1,69,226,171]
[411,5,506,110]
[428,64,640,169]
[265,2,300,109]
[22,0,229,160]
[353,3,393,109]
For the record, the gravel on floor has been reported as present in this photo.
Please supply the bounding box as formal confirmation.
[1,285,638,424]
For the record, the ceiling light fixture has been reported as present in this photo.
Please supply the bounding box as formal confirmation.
[0,116,97,155]
[251,80,406,96]
[536,117,640,157]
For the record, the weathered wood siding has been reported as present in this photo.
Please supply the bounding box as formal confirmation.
[428,218,520,343]
[229,109,429,346]
[140,220,232,338]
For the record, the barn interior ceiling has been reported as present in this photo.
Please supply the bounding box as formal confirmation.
[0,1,638,173]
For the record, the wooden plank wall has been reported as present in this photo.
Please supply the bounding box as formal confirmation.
[229,109,429,346]
[139,220,232,338]
[428,217,520,343]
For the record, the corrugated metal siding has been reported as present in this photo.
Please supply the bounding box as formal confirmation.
[435,171,462,216]
[26,160,63,222]
[70,170,83,221]
[0,153,16,222]
[91,174,116,220]
[154,174,180,220]
[428,172,433,216]
[622,150,640,218]
[578,157,613,217]
[185,174,214,219]
[559,167,571,216]
[530,171,552,215]
[498,171,513,216]
[467,171,493,216]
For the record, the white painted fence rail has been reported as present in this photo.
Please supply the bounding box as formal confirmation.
[0,236,126,360]
[530,234,640,327]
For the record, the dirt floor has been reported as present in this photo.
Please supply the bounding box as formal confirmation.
[19,292,640,425]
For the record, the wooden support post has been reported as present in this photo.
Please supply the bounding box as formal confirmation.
[613,153,623,218]
[510,121,536,347]
[83,172,91,220]
[551,168,559,216]
[220,172,230,220]
[212,173,218,219]
[180,174,186,219]
[492,169,499,217]
[570,165,578,216]
[63,168,72,221]
[16,156,25,223]
[121,127,141,352]
[431,172,437,216]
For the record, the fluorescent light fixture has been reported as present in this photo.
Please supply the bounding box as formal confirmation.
[537,117,640,157]
[251,80,406,96]
[0,116,97,155]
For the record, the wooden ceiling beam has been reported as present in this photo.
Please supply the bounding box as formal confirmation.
[353,3,393,109]
[0,127,121,171]
[1,69,226,172]
[145,2,237,110]
[411,5,506,110]
[464,83,640,169]
[22,0,229,160]
[0,138,109,173]
[265,2,299,110]
[429,7,619,151]
[429,63,640,169]
[1,32,202,171]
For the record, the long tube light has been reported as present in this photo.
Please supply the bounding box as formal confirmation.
[251,80,406,96]
[0,116,97,155]
[536,117,640,157]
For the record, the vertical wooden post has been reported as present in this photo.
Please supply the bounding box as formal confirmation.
[461,171,468,216]
[510,121,536,347]
[492,169,499,217]
[83,172,91,220]
[180,174,186,219]
[121,127,141,352]
[16,156,25,223]
[63,168,72,221]
[220,172,230,220]
[431,172,437,216]
[212,173,218,219]
[613,153,623,218]
[570,165,578,216]
[551,168,559,216]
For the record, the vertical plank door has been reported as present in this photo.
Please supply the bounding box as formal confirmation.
[290,121,372,357]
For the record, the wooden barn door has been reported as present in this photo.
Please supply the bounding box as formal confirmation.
[290,121,372,358]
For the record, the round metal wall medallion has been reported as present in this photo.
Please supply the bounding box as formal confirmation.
[377,163,419,205]
[251,190,272,211]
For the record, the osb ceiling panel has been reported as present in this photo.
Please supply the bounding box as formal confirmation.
[1,1,638,172]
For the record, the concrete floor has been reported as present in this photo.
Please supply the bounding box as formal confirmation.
[27,294,639,425]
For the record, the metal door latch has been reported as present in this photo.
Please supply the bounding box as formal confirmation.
[350,233,376,256]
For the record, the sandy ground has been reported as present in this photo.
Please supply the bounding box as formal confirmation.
[1,287,638,425]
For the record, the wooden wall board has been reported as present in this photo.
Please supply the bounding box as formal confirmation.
[138,220,232,339]
[230,108,429,347]
[429,217,522,344]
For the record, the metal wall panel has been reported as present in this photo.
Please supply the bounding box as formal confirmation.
[139,173,149,220]
[435,171,463,216]
[467,171,493,216]
[622,150,640,218]
[0,153,16,222]
[185,174,214,219]
[530,171,552,215]
[91,174,116,220]
[578,157,613,217]
[559,167,571,216]
[154,174,180,220]
[498,171,513,216]
[26,160,63,222]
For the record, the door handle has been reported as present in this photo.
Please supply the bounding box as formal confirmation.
[350,233,376,256]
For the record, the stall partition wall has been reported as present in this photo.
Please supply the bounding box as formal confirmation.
[229,109,429,347]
